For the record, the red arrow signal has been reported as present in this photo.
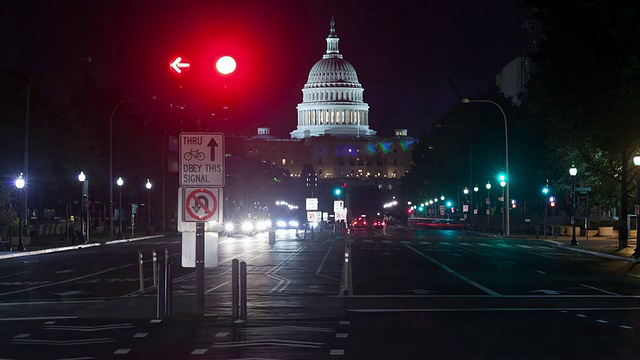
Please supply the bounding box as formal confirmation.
[170,56,191,74]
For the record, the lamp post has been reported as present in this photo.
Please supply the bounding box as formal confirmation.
[436,124,473,214]
[24,58,91,231]
[500,178,506,235]
[542,184,550,239]
[634,156,640,257]
[15,174,25,251]
[78,172,88,243]
[109,99,135,239]
[463,187,469,228]
[473,185,479,229]
[146,179,152,235]
[117,177,124,238]
[486,182,492,231]
[569,165,578,246]
[462,98,509,235]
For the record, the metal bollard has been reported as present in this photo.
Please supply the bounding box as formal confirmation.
[156,262,165,318]
[240,261,247,319]
[138,252,144,291]
[231,259,239,320]
[152,250,158,288]
[552,226,557,239]
[166,262,173,316]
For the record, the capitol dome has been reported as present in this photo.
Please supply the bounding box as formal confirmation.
[291,18,376,139]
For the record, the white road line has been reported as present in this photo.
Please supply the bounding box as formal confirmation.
[266,247,305,293]
[0,316,78,322]
[477,243,492,247]
[455,245,493,258]
[576,314,587,318]
[12,334,30,339]
[149,319,162,324]
[335,333,348,338]
[403,244,500,296]
[507,246,557,259]
[596,320,608,324]
[419,241,431,245]
[215,332,229,337]
[339,320,350,325]
[316,246,332,275]
[205,281,229,293]
[0,271,28,279]
[580,284,620,296]
[191,349,208,355]
[0,264,132,297]
[113,349,130,355]
[536,270,547,275]
[516,244,534,249]
[507,261,517,265]
[330,349,345,355]
[620,325,634,329]
[133,333,147,338]
[458,243,473,246]
[382,240,392,244]
[349,307,640,312]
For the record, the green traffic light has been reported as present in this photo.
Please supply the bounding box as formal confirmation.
[498,174,506,182]
[334,188,342,196]
[542,186,549,195]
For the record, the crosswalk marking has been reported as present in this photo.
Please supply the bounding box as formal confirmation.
[419,241,431,245]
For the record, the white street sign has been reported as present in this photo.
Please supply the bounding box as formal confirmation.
[335,208,347,221]
[179,132,225,187]
[307,211,321,222]
[334,200,344,212]
[306,198,319,211]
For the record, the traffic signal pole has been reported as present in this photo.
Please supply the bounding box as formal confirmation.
[195,222,205,315]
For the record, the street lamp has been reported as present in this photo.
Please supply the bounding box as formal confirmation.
[462,98,510,235]
[569,165,578,246]
[78,171,88,243]
[109,99,135,239]
[499,178,506,235]
[117,177,124,238]
[15,174,25,251]
[146,179,152,235]
[486,182,492,231]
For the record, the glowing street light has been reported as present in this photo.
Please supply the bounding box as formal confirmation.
[15,174,25,251]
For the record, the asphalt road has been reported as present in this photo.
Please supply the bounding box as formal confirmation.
[1,227,640,359]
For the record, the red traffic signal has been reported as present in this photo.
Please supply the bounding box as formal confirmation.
[170,56,191,74]
[215,56,236,75]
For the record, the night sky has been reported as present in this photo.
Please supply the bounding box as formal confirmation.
[2,0,531,138]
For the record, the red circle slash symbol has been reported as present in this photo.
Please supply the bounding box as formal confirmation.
[185,189,218,221]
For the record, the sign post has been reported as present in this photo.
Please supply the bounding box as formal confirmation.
[179,132,225,315]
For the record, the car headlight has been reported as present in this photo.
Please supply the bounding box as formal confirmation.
[288,220,299,228]
[276,220,288,228]
[224,223,235,232]
[242,221,254,232]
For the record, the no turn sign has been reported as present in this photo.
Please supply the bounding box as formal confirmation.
[183,187,223,222]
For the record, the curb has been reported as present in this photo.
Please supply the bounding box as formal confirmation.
[0,235,164,260]
[544,240,639,264]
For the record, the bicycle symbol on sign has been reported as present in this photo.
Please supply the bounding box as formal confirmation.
[184,148,206,161]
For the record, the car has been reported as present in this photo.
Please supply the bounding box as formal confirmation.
[350,217,367,228]
[372,219,386,229]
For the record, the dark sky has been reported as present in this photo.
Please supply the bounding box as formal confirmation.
[1,0,531,138]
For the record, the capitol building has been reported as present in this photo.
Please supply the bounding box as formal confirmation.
[235,18,415,184]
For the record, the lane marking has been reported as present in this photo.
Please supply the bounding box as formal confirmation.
[266,247,305,293]
[455,245,493,258]
[215,332,229,337]
[0,300,103,307]
[404,244,500,296]
[0,264,132,297]
[13,334,30,339]
[210,339,324,349]
[0,271,28,279]
[477,243,492,247]
[339,320,350,325]
[507,261,517,265]
[536,270,547,275]
[316,246,333,276]
[191,349,208,355]
[330,349,345,355]
[419,241,431,245]
[349,307,640,312]
[205,281,229,293]
[620,325,634,329]
[580,284,620,296]
[133,333,147,338]
[382,240,392,244]
[113,349,130,354]
[596,319,608,324]
[576,314,587,318]
[150,319,162,324]
[0,316,78,322]
[335,333,348,338]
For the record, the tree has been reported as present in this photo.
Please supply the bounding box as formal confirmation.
[525,1,640,246]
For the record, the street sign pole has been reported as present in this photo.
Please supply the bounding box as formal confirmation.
[195,221,204,315]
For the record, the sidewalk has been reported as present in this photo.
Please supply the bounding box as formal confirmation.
[0,233,166,259]
[483,231,640,264]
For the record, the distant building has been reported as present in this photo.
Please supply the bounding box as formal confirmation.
[496,55,529,106]
[236,18,415,186]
